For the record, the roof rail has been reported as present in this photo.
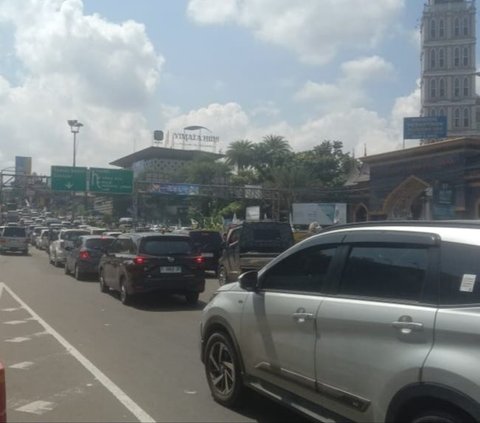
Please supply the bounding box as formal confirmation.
[319,220,480,233]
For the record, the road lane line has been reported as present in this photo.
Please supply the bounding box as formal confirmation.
[3,320,27,325]
[5,337,30,343]
[9,361,34,370]
[1,283,156,423]
[15,400,56,415]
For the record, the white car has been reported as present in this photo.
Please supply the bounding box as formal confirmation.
[49,229,89,267]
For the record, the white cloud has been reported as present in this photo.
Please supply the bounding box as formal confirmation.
[163,84,420,159]
[0,0,164,173]
[187,0,405,65]
[294,56,395,111]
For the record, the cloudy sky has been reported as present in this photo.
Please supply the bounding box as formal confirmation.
[0,0,475,174]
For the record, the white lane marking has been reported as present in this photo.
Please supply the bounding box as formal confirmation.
[1,283,156,423]
[9,361,35,370]
[15,400,56,415]
[5,336,30,343]
[1,307,23,312]
[4,320,27,325]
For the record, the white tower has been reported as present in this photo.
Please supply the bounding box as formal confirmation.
[421,0,478,136]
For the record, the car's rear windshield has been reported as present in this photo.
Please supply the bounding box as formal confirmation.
[63,231,89,241]
[2,227,26,237]
[240,224,293,253]
[140,237,192,256]
[189,231,222,252]
[86,238,115,250]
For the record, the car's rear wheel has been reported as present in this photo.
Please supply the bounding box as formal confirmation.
[99,269,109,293]
[410,408,473,423]
[74,265,83,281]
[204,332,245,407]
[64,261,70,275]
[53,255,59,267]
[185,292,199,305]
[218,266,227,286]
[119,278,131,305]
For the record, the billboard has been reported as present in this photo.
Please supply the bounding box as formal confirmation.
[403,116,447,140]
[15,156,32,175]
[292,203,347,226]
[147,183,200,196]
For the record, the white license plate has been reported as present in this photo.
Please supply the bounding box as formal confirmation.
[160,266,182,273]
[201,253,214,258]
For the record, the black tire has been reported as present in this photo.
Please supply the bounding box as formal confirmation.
[23,249,28,256]
[99,269,109,293]
[74,265,83,281]
[218,266,227,286]
[49,252,53,264]
[410,408,472,423]
[54,255,59,267]
[64,261,70,275]
[204,332,245,408]
[185,292,199,305]
[119,278,131,305]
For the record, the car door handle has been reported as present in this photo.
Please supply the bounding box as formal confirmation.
[292,312,314,322]
[392,321,424,331]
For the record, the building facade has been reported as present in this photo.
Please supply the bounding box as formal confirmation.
[421,0,479,136]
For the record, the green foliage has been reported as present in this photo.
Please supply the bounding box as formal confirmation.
[178,157,231,185]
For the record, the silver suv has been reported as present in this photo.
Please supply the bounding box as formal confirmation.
[200,222,480,423]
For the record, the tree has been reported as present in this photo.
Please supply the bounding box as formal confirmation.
[226,140,255,171]
[251,135,293,181]
[179,157,231,185]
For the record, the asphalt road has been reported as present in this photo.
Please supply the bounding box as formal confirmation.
[0,247,306,422]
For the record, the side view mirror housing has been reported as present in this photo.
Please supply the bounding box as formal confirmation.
[239,271,259,292]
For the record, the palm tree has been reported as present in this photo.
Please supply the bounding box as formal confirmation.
[225,140,255,171]
[261,135,292,167]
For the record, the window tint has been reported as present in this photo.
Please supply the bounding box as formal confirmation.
[2,227,26,237]
[189,231,222,252]
[111,238,134,254]
[86,238,115,250]
[240,224,293,253]
[140,238,192,255]
[440,242,480,305]
[262,247,337,293]
[63,231,89,241]
[339,246,428,302]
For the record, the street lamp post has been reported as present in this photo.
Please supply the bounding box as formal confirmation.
[67,120,83,168]
[67,120,83,222]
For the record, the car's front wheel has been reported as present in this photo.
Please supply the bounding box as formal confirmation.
[185,292,199,305]
[204,332,245,407]
[218,266,227,286]
[99,269,109,293]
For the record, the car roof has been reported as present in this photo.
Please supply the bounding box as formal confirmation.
[316,221,480,246]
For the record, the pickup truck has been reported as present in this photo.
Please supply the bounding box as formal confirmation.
[218,221,294,285]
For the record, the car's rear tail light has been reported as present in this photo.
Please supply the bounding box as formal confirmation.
[133,256,147,265]
[195,256,205,264]
[79,250,90,260]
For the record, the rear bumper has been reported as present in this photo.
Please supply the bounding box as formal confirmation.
[130,276,205,294]
[77,260,100,275]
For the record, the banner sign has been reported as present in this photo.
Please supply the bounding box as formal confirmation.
[404,116,447,140]
[148,183,200,196]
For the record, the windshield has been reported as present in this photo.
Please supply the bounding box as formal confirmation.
[189,231,222,252]
[63,231,89,241]
[86,238,114,250]
[140,238,193,256]
[2,227,26,237]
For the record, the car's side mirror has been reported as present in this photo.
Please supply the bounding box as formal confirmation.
[239,271,258,292]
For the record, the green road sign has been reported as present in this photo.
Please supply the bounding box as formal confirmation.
[51,166,87,192]
[89,168,133,194]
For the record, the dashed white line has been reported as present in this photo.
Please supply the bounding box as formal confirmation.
[3,320,27,325]
[9,361,35,370]
[5,336,30,343]
[1,282,156,423]
[15,400,56,415]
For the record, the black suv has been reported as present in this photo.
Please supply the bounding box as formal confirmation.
[187,230,223,274]
[98,233,206,305]
[218,221,294,285]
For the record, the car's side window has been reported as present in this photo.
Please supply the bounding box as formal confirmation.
[110,238,130,253]
[261,246,337,293]
[338,245,428,302]
[440,242,480,306]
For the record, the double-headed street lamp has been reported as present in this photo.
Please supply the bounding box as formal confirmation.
[67,119,83,168]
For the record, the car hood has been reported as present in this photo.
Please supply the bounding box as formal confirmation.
[217,282,242,292]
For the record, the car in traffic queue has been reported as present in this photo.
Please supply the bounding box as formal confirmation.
[201,221,480,423]
[176,230,223,275]
[0,226,28,255]
[98,233,206,305]
[49,229,90,267]
[65,235,115,280]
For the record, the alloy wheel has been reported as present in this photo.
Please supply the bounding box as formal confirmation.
[207,340,236,397]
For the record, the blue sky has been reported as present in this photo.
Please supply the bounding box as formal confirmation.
[0,0,477,173]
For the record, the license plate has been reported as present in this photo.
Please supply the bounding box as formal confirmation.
[201,253,214,258]
[160,266,182,273]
